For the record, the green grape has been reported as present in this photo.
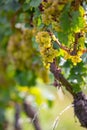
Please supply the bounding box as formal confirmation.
[36,31,51,48]
[36,31,59,68]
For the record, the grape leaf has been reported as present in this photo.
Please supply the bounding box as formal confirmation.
[30,0,41,7]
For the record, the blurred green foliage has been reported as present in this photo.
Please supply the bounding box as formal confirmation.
[0,0,87,130]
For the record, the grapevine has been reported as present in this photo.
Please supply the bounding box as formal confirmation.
[0,0,87,129]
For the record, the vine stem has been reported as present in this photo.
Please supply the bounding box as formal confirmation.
[48,31,70,53]
[50,60,76,97]
[54,37,70,52]
[48,30,84,56]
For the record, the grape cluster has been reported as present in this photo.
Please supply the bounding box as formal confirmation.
[61,49,83,65]
[41,0,71,31]
[36,31,58,68]
[7,29,35,70]
[36,31,51,48]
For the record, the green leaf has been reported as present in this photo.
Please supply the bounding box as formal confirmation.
[15,70,36,86]
[60,11,71,32]
[25,0,30,3]
[22,3,30,11]
[60,3,71,32]
[57,32,68,45]
[73,84,81,93]
[30,0,41,7]
[3,0,20,12]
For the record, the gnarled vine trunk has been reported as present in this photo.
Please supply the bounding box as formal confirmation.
[50,61,87,128]
[74,92,87,128]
